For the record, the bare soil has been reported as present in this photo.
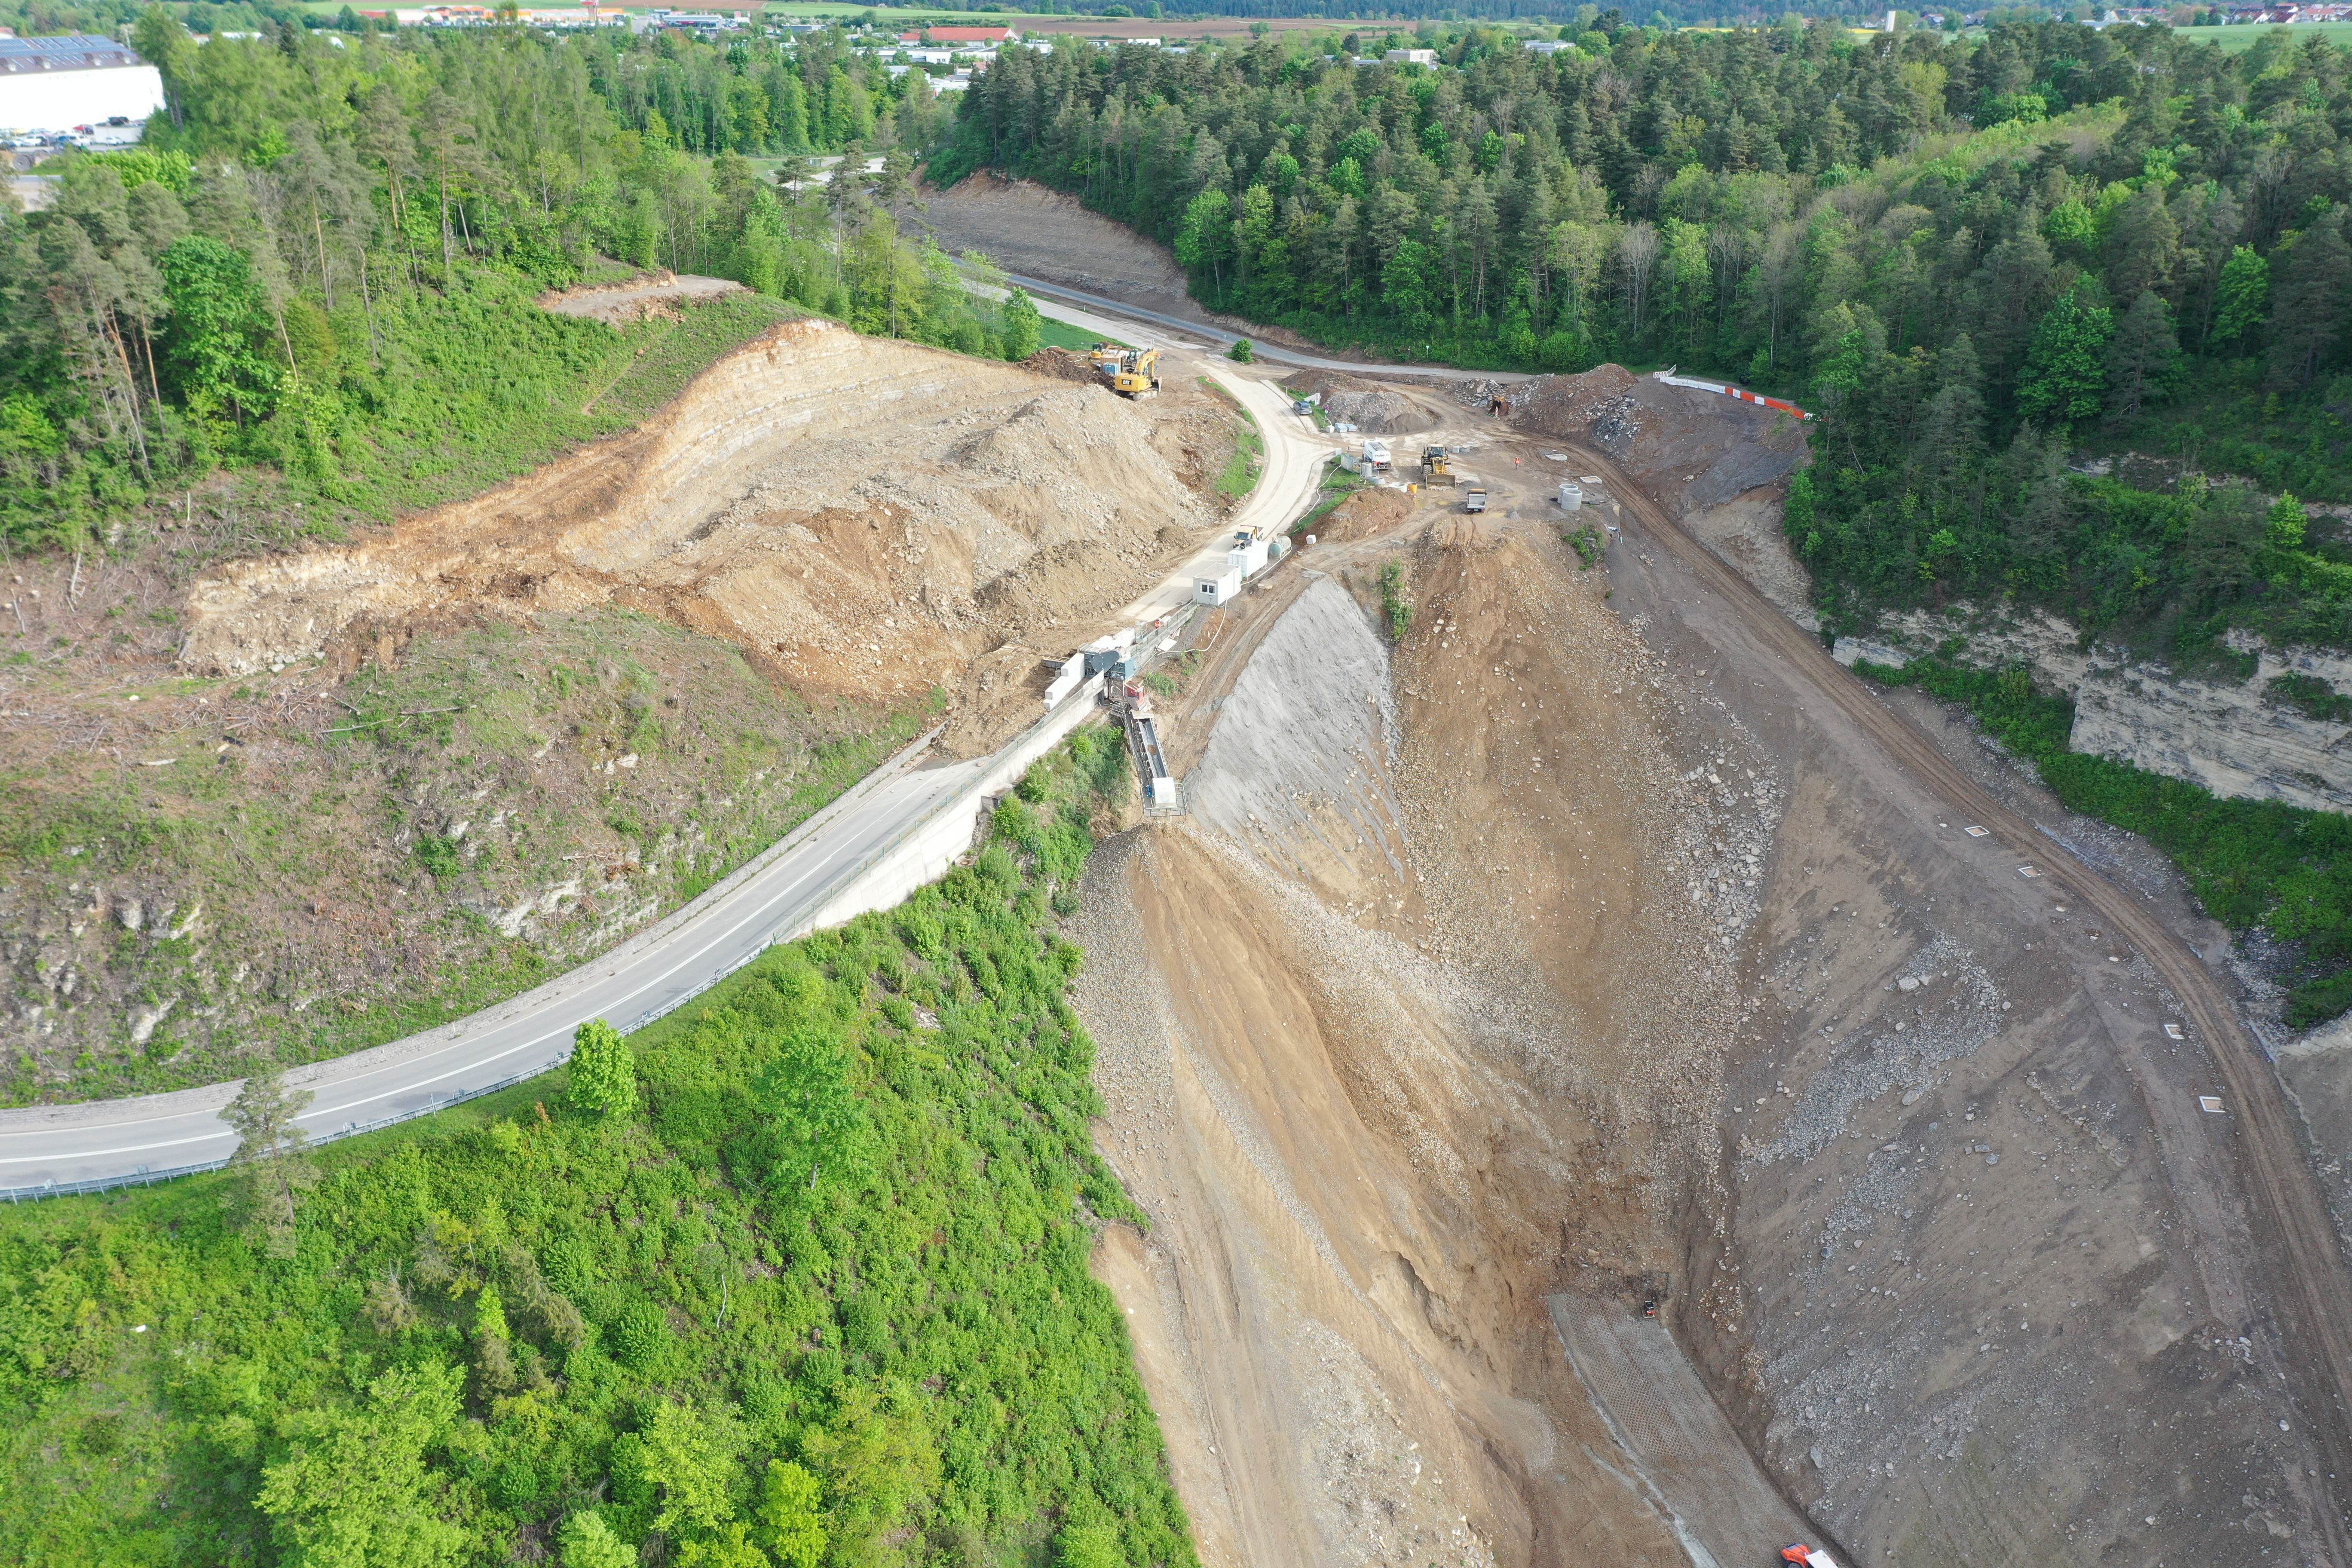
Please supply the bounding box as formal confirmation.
[900,175,1327,354]
[1069,378,2350,1567]
[538,270,747,323]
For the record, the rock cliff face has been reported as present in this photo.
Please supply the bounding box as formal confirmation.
[1834,606,2352,812]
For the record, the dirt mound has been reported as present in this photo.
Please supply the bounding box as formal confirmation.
[1302,487,1410,546]
[1322,389,1429,433]
[1500,365,1805,517]
[1279,368,1382,398]
[1022,346,1103,385]
[181,319,1231,757]
[539,270,746,324]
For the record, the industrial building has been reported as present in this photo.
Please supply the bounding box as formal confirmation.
[0,35,164,138]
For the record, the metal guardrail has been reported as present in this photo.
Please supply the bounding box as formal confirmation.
[0,1055,572,1204]
[0,683,1113,1207]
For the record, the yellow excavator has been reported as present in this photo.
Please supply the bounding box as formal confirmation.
[1088,343,1162,399]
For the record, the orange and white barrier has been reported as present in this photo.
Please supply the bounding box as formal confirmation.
[1654,368,1812,420]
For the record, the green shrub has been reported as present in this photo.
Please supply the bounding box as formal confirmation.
[569,1017,638,1119]
[1378,559,1412,639]
[413,834,462,879]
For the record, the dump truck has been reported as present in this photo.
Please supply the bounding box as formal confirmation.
[1420,445,1455,487]
[1462,480,1487,513]
[1087,343,1163,398]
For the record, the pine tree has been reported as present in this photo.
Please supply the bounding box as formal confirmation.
[2266,216,2352,392]
[1914,332,1985,482]
[2104,290,2182,426]
[2102,183,2179,305]
[223,1067,317,1257]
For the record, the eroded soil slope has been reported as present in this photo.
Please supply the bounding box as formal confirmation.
[1075,451,2347,1566]
[1070,530,1776,1567]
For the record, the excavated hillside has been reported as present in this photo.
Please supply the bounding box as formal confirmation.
[182,318,1238,757]
[1071,423,2348,1567]
[1,322,1243,1103]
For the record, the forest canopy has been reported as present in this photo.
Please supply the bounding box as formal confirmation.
[0,11,1030,545]
[0,733,1188,1568]
[947,15,2352,655]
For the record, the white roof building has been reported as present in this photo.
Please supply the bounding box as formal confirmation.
[0,35,164,136]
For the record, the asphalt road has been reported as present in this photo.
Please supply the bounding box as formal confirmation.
[0,737,983,1191]
[0,323,1335,1197]
[1004,273,1533,383]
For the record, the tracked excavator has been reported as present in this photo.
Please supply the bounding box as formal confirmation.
[1087,343,1163,399]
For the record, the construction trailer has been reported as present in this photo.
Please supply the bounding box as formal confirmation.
[1228,536,1270,577]
[1194,567,1243,606]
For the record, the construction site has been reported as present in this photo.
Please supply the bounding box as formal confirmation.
[12,249,2352,1567]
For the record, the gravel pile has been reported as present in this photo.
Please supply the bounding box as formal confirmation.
[1320,389,1420,432]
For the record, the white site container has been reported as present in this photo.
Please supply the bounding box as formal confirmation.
[1194,568,1243,606]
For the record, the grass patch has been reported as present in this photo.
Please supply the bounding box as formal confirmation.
[1032,317,1130,355]
[2170,19,2352,51]
[312,284,807,527]
[1290,466,1369,539]
[1564,525,1605,570]
[1378,558,1412,640]
[1213,398,1264,501]
[1856,655,2352,1028]
[0,727,1191,1568]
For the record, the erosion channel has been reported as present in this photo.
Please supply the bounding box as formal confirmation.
[1063,376,2350,1566]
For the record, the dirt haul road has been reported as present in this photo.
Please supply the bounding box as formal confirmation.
[1570,433,2352,1551]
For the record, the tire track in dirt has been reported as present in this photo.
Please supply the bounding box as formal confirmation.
[1565,436,2352,1553]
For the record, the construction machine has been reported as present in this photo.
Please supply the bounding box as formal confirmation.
[1780,1547,1843,1568]
[1088,343,1162,399]
[1462,480,1487,513]
[1420,445,1455,487]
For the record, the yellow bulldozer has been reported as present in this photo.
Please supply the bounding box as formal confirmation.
[1088,343,1163,399]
